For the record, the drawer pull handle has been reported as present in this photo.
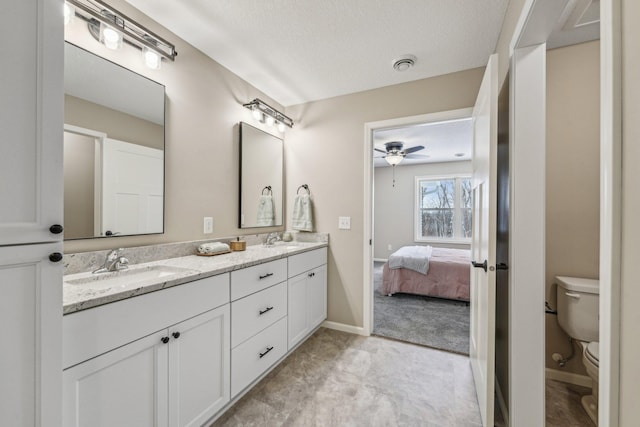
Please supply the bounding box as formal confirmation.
[308,272,315,278]
[172,332,181,339]
[259,306,274,315]
[259,273,274,280]
[161,337,170,344]
[259,346,274,358]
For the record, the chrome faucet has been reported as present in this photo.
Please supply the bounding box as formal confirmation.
[264,232,281,246]
[93,248,129,274]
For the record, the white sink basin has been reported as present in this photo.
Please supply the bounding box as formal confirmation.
[65,265,198,290]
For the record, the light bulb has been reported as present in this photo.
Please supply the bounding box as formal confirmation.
[265,115,275,127]
[276,121,286,133]
[101,24,122,50]
[252,108,263,121]
[385,154,403,166]
[63,2,75,25]
[143,47,161,70]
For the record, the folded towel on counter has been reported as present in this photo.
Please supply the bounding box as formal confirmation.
[256,195,275,226]
[388,245,433,274]
[197,242,230,254]
[292,194,313,232]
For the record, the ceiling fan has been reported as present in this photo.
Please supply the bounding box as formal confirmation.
[375,141,426,166]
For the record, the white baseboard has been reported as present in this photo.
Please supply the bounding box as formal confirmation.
[495,376,509,427]
[546,368,593,388]
[373,258,387,263]
[322,320,369,336]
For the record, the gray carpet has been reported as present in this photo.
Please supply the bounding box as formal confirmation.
[372,261,470,355]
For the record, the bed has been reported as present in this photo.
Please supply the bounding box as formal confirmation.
[381,246,471,301]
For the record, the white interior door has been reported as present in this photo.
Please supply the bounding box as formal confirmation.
[102,138,164,236]
[470,54,498,427]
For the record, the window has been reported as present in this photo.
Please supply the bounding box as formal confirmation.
[415,176,472,242]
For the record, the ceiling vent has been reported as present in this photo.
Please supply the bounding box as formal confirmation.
[392,55,417,72]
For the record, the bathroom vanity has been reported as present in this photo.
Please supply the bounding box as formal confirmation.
[62,242,327,427]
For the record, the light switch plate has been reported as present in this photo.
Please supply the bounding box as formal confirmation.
[338,216,351,230]
[204,217,213,234]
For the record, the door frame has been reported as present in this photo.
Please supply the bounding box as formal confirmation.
[362,107,473,335]
[509,0,621,425]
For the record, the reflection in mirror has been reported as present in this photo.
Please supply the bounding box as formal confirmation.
[63,42,165,239]
[239,123,284,228]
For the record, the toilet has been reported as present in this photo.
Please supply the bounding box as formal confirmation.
[555,275,600,425]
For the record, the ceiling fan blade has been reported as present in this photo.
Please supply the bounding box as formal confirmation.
[374,148,387,154]
[405,154,430,159]
[403,145,425,154]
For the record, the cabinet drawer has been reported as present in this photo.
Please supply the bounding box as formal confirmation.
[231,258,287,300]
[231,282,287,348]
[63,273,229,369]
[231,316,287,397]
[288,248,327,278]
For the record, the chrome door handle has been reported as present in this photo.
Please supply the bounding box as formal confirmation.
[471,260,487,272]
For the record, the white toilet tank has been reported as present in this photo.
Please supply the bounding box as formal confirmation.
[556,276,600,342]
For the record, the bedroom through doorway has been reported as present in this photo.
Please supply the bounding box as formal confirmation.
[371,113,473,355]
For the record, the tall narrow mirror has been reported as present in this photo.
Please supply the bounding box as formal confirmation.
[64,42,165,239]
[239,122,284,228]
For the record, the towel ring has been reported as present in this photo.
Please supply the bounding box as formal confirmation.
[297,184,310,195]
[262,186,272,195]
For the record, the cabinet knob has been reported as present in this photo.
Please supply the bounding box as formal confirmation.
[172,332,181,339]
[161,337,170,344]
[49,224,64,234]
[49,252,63,263]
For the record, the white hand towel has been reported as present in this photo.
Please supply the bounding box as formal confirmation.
[256,195,275,226]
[197,242,230,254]
[292,194,313,232]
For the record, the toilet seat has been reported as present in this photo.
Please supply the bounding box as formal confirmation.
[585,341,599,367]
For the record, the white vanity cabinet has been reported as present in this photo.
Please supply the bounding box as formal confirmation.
[230,259,288,397]
[63,274,230,427]
[287,248,328,349]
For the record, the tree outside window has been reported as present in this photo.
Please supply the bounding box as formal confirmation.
[416,176,472,242]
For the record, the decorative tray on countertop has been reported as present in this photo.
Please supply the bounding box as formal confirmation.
[195,250,232,257]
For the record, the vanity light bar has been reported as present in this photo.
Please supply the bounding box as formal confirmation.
[243,98,294,129]
[66,0,177,62]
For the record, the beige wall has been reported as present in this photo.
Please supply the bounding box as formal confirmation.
[285,69,484,327]
[620,0,640,422]
[63,0,285,253]
[63,132,95,239]
[65,95,164,150]
[373,161,472,259]
[545,41,600,376]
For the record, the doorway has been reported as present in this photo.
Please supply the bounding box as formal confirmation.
[363,108,474,352]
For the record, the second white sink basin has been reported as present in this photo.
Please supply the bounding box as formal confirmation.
[65,265,198,290]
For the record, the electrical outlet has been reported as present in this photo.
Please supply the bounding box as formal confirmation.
[203,217,213,234]
[388,244,392,251]
[338,216,351,230]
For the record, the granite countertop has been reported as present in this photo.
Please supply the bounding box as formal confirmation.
[63,241,328,315]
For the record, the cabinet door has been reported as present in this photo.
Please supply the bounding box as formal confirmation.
[307,265,327,330]
[287,273,309,349]
[0,0,63,246]
[0,243,62,427]
[168,305,230,427]
[63,330,169,427]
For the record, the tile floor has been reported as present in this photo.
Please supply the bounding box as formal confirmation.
[545,378,595,426]
[212,328,482,427]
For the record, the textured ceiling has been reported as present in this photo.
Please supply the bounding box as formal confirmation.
[373,118,472,167]
[125,0,508,106]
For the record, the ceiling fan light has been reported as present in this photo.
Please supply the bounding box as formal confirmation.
[385,154,403,166]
